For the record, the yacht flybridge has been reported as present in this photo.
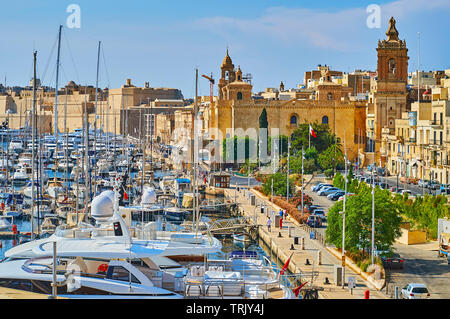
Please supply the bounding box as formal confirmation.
[4,189,222,260]
[0,251,185,298]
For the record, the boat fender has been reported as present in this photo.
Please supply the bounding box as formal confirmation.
[12,224,17,235]
[97,263,108,274]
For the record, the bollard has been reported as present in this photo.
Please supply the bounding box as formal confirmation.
[317,250,322,265]
[301,237,305,250]
[364,290,370,299]
[288,226,292,238]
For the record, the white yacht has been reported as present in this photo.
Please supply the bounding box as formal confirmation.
[8,140,24,154]
[183,251,296,299]
[159,175,176,194]
[4,190,222,260]
[23,181,40,198]
[46,181,65,199]
[0,216,12,231]
[0,247,185,298]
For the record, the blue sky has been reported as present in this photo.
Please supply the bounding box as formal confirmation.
[1,0,449,99]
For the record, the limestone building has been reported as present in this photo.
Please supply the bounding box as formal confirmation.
[205,51,366,165]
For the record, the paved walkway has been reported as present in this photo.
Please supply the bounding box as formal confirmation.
[225,186,388,299]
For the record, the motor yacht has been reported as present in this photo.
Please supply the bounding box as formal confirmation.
[183,251,296,299]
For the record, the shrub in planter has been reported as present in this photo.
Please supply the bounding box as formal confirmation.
[324,168,334,178]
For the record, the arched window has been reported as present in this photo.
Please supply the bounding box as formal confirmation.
[290,115,298,125]
[322,116,329,124]
[237,92,243,100]
[388,58,396,74]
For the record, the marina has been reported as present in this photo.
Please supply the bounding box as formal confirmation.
[0,124,303,299]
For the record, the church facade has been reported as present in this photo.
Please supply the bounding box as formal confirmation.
[205,51,366,162]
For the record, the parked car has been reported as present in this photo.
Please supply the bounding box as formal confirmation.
[313,183,333,192]
[376,251,405,269]
[429,180,441,190]
[328,191,345,201]
[312,209,326,221]
[401,283,430,299]
[439,184,450,195]
[306,215,322,228]
[376,167,389,176]
[318,187,341,196]
[337,193,355,201]
[378,182,388,189]
[307,205,321,214]
[417,179,430,188]
[310,182,323,191]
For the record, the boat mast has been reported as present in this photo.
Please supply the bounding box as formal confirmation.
[54,25,62,139]
[93,41,101,196]
[31,51,37,240]
[84,85,90,220]
[64,88,68,199]
[194,68,199,238]
[52,25,62,210]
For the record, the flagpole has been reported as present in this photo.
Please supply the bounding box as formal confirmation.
[301,146,304,217]
[309,126,311,149]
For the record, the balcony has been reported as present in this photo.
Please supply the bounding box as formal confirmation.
[430,120,443,128]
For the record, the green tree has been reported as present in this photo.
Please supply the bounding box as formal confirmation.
[304,146,318,160]
[317,144,344,171]
[326,187,403,255]
[333,172,345,190]
[291,122,341,154]
[262,171,294,197]
[259,108,268,129]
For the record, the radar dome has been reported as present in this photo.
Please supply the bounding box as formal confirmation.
[91,192,114,222]
[141,187,156,207]
[101,190,115,203]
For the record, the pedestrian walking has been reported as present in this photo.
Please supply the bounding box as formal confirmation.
[267,217,272,232]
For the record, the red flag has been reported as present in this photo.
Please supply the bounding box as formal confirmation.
[280,253,293,275]
[124,191,128,200]
[309,124,317,138]
[292,281,308,297]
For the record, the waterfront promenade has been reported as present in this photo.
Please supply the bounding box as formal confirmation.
[224,186,388,299]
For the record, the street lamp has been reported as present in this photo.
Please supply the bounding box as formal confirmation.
[371,165,375,265]
[339,210,346,288]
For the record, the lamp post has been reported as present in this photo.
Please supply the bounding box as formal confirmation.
[287,136,290,202]
[371,165,375,265]
[301,146,304,217]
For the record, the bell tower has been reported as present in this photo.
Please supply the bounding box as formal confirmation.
[376,17,409,87]
[366,17,409,165]
[218,49,236,100]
